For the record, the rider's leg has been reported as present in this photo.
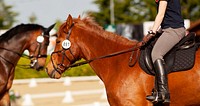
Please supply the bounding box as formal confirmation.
[146,27,185,103]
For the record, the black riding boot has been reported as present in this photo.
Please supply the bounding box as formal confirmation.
[146,59,170,103]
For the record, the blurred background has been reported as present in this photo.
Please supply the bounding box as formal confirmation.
[0,0,200,106]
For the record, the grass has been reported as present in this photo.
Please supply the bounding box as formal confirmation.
[14,56,95,79]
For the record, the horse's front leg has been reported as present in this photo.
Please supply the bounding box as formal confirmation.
[0,66,14,106]
[0,77,10,106]
[0,91,10,106]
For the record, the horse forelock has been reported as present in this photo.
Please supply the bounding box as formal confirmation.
[0,24,44,41]
[74,17,137,46]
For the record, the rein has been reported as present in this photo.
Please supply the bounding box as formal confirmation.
[66,45,140,68]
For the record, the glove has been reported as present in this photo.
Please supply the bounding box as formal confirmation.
[137,30,156,47]
[143,30,156,43]
[142,33,155,43]
[137,34,154,47]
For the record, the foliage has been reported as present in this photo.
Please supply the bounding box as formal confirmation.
[180,0,200,21]
[0,0,18,29]
[14,56,95,79]
[88,0,149,26]
[54,19,63,31]
[29,13,37,23]
[88,0,200,26]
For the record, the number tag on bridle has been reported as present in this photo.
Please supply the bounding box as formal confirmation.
[62,40,71,49]
[37,36,44,43]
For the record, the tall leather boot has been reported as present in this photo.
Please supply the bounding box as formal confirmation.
[146,58,170,103]
[146,77,158,103]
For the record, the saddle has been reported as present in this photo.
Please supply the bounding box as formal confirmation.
[139,32,200,76]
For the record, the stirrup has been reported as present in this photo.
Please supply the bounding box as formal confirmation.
[146,89,159,103]
[146,92,170,104]
[146,94,159,103]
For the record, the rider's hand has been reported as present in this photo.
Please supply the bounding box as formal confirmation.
[143,34,154,43]
[142,30,156,44]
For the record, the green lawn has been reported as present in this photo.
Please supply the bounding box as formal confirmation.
[14,56,95,79]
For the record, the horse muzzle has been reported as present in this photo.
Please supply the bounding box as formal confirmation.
[30,59,44,71]
[45,67,62,79]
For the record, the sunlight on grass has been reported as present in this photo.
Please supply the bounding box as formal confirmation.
[15,56,95,79]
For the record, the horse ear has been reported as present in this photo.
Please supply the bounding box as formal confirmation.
[44,23,56,36]
[66,14,73,28]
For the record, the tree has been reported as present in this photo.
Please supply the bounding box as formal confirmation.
[88,0,150,26]
[54,19,63,31]
[0,0,18,29]
[88,0,200,26]
[29,13,37,23]
[181,0,200,21]
[144,0,200,21]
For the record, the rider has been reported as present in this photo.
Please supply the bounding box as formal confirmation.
[143,0,186,103]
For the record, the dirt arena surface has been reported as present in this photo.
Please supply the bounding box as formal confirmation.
[10,77,109,106]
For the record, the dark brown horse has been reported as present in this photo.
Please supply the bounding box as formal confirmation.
[46,15,200,106]
[0,23,54,106]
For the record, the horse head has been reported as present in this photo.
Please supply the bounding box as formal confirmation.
[28,23,55,70]
[46,15,82,78]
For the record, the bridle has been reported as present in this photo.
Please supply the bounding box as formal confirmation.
[50,23,76,75]
[29,33,49,67]
[0,32,48,67]
[50,23,141,76]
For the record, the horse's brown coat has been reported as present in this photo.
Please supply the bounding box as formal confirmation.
[0,24,54,105]
[46,15,200,106]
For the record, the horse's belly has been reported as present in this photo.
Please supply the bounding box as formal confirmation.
[169,66,200,105]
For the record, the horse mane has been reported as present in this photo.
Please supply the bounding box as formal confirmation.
[0,23,44,41]
[75,17,138,46]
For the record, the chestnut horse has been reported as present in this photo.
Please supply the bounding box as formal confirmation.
[188,19,200,36]
[46,15,200,106]
[0,23,55,106]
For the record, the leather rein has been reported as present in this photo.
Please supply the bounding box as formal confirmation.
[50,23,141,75]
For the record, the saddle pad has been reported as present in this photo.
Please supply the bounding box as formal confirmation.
[139,33,199,76]
[139,45,197,76]
[171,46,196,71]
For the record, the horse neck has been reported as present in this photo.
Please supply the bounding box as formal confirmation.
[76,27,137,81]
[77,27,135,59]
[0,33,30,65]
